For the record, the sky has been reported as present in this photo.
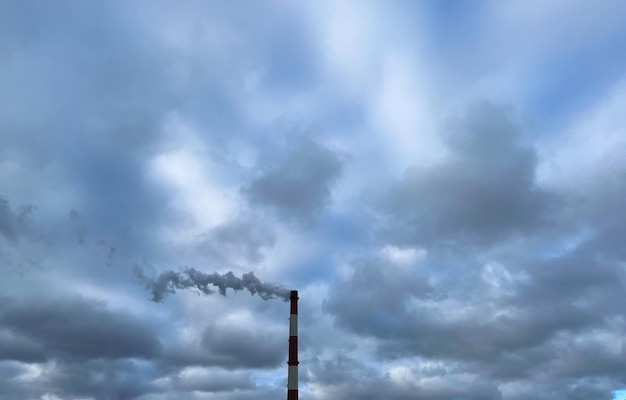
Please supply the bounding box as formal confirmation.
[1,1,626,399]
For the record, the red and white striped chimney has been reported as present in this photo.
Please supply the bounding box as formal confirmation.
[287,290,298,400]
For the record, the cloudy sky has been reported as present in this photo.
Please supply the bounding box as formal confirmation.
[2,1,626,399]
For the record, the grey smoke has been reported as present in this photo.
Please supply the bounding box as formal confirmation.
[134,266,290,302]
[70,208,86,245]
[96,239,116,266]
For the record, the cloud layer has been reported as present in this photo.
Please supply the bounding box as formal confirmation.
[2,1,626,399]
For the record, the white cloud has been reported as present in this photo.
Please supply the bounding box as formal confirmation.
[148,113,239,241]
[305,1,443,173]
[370,54,444,170]
[537,76,626,193]
[381,245,427,267]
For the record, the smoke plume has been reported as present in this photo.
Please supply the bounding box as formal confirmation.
[134,265,290,302]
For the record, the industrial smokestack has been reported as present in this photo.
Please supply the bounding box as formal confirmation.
[287,290,298,400]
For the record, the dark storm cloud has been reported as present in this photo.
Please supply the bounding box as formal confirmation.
[198,323,284,369]
[0,294,165,399]
[327,242,625,360]
[0,1,174,155]
[0,197,34,243]
[0,358,156,400]
[40,359,153,400]
[326,233,626,399]
[0,0,182,260]
[0,296,161,362]
[517,242,623,312]
[324,254,435,339]
[538,330,626,381]
[381,103,556,246]
[325,98,626,387]
[244,137,344,224]
[169,369,255,393]
[312,323,621,400]
[205,388,286,400]
[305,353,501,400]
[164,322,284,370]
[0,361,28,381]
[502,378,618,400]
[197,214,277,264]
[0,362,38,399]
[325,105,621,395]
[0,329,44,363]
[68,146,172,256]
[321,380,502,400]
[304,351,378,386]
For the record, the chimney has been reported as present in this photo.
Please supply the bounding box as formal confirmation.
[287,290,298,400]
